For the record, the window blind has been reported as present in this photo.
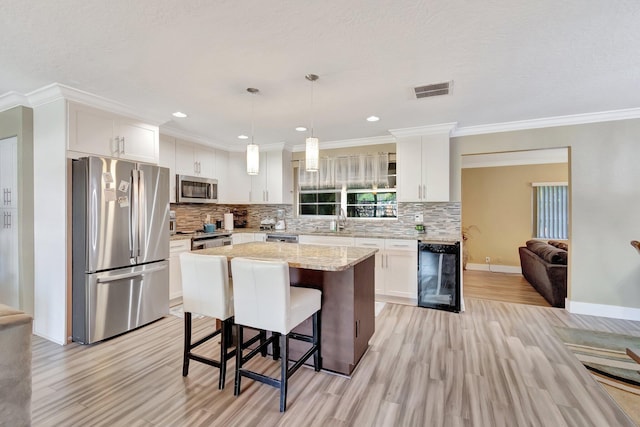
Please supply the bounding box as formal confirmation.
[535,184,568,239]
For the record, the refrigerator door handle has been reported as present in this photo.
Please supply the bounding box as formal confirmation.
[96,264,167,283]
[137,168,145,259]
[130,169,139,261]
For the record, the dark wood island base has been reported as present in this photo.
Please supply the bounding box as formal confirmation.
[289,255,375,376]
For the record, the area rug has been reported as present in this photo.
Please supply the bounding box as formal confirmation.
[552,326,640,390]
[553,326,640,424]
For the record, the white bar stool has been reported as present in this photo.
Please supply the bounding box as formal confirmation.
[180,253,236,389]
[230,257,322,412]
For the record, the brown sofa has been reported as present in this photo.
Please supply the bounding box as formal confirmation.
[0,303,32,427]
[518,240,568,308]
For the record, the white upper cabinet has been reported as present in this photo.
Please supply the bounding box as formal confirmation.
[225,148,292,205]
[158,134,176,203]
[0,137,17,209]
[225,151,252,204]
[396,135,450,202]
[214,149,229,202]
[175,139,216,178]
[68,102,158,163]
[250,149,292,204]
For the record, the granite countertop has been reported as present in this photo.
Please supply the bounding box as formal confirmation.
[172,228,459,243]
[194,241,378,271]
[237,228,459,241]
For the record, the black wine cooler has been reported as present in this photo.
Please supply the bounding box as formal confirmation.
[417,241,461,312]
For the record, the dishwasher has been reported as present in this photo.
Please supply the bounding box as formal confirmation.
[265,233,299,243]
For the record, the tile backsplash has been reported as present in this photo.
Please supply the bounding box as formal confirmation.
[172,202,460,238]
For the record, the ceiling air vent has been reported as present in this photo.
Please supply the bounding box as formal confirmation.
[414,81,451,99]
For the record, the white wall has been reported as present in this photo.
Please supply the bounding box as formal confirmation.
[33,99,68,344]
[452,119,640,319]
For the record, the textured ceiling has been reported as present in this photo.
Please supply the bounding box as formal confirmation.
[2,0,640,148]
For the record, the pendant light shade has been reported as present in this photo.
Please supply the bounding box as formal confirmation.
[305,74,319,172]
[246,87,260,175]
[246,142,259,175]
[305,137,319,172]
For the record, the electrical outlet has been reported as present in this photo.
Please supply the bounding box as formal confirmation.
[485,256,491,264]
[414,213,424,223]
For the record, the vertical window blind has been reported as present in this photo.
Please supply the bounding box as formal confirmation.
[533,183,568,239]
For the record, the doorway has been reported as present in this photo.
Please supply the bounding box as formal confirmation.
[461,148,569,307]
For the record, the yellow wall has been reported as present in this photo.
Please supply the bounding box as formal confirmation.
[462,162,568,266]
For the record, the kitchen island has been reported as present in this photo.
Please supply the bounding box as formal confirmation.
[196,242,377,376]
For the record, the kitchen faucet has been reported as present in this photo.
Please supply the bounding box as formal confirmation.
[337,208,347,231]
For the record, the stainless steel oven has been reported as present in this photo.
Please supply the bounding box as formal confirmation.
[177,175,218,204]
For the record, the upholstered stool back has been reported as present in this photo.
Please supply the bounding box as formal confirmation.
[180,253,233,320]
[230,257,292,334]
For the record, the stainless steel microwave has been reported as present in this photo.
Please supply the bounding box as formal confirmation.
[176,175,218,203]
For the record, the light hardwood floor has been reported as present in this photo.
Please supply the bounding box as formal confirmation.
[463,269,551,307]
[31,298,640,426]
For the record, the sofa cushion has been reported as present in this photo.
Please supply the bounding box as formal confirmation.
[548,240,569,251]
[526,240,567,265]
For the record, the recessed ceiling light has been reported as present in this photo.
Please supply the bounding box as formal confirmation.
[295,126,307,132]
[366,116,380,122]
[172,111,187,118]
[238,135,249,140]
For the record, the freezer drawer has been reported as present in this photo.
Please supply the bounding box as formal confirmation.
[72,261,169,344]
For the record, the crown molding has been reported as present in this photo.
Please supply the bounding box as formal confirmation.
[389,122,457,138]
[0,91,30,112]
[452,107,640,137]
[24,83,167,126]
[160,125,230,150]
[291,134,396,152]
[226,141,288,153]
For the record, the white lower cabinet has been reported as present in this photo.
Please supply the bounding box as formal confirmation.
[232,232,255,245]
[355,238,417,300]
[169,239,191,302]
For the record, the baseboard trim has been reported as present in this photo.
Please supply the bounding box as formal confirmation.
[566,300,640,322]
[466,263,522,274]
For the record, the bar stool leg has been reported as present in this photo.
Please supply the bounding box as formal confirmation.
[182,312,192,377]
[234,324,243,396]
[279,334,289,412]
[313,310,322,372]
[259,330,268,357]
[272,332,280,360]
[219,318,229,389]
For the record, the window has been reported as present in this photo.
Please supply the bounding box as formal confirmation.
[346,189,397,218]
[298,153,397,218]
[299,189,341,216]
[533,183,568,239]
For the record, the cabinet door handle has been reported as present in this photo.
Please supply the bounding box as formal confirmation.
[418,184,421,199]
[120,136,125,155]
[7,189,10,205]
[266,190,269,201]
[355,320,359,338]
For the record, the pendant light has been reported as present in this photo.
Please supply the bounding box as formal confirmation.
[246,87,260,175]
[305,74,319,172]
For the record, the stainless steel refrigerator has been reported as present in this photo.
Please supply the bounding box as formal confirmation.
[72,156,170,344]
